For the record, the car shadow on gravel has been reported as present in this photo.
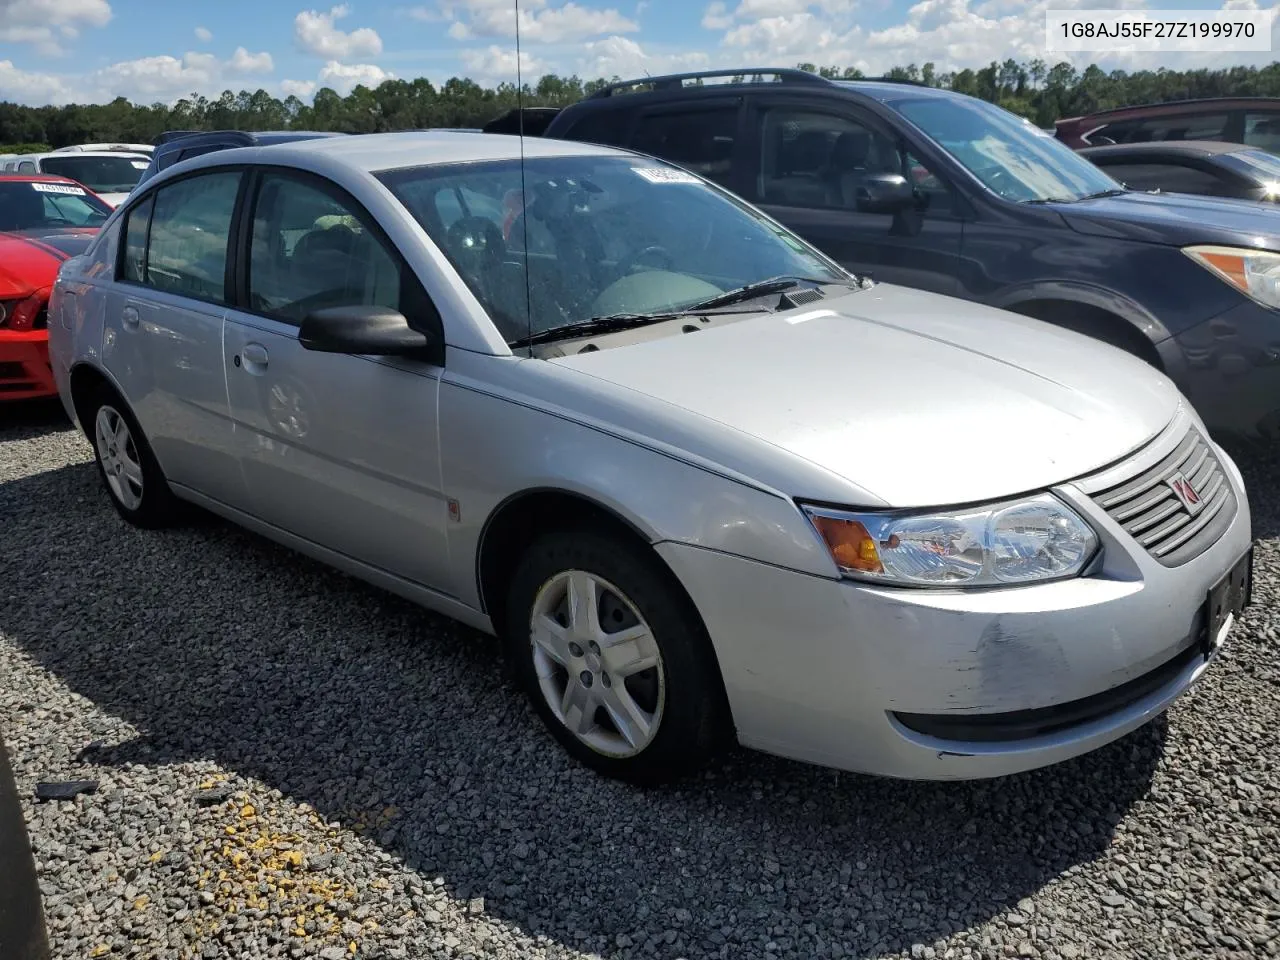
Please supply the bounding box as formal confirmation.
[1218,435,1280,539]
[2,459,1173,960]
[0,399,73,442]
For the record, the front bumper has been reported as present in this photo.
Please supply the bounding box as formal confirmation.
[1172,298,1280,438]
[657,411,1253,780]
[0,329,55,401]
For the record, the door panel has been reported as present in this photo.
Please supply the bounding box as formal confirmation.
[223,314,452,592]
[743,98,966,295]
[101,173,245,506]
[223,167,453,594]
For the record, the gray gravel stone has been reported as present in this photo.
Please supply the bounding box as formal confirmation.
[3,402,1280,960]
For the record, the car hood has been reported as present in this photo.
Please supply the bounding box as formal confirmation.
[1061,189,1280,247]
[0,228,96,297]
[547,284,1180,507]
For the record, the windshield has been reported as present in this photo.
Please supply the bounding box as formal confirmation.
[39,155,148,194]
[897,96,1124,203]
[0,180,111,230]
[376,155,849,344]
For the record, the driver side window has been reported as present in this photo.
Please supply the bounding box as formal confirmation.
[248,173,402,325]
[757,107,953,216]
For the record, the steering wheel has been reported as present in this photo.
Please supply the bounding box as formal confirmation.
[615,244,674,277]
[446,216,506,277]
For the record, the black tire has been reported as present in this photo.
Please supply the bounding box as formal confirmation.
[85,386,181,529]
[505,529,731,786]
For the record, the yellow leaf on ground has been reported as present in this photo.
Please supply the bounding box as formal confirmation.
[240,804,256,818]
[91,945,110,957]
[133,896,149,910]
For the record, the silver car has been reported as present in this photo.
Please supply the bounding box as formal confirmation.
[46,132,1254,785]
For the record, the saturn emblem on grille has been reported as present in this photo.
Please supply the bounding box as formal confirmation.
[1167,472,1204,515]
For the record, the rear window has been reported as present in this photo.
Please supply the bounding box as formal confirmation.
[39,155,148,194]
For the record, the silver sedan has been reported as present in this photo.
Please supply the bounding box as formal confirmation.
[46,131,1254,785]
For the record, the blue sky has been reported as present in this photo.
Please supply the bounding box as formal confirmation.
[1,0,1277,106]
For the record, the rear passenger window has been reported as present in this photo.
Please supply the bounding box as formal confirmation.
[247,173,402,324]
[1097,112,1231,145]
[144,171,240,302]
[120,195,153,282]
[630,107,738,186]
[1244,112,1280,153]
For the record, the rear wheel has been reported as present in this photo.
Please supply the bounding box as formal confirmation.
[506,530,730,785]
[87,390,180,528]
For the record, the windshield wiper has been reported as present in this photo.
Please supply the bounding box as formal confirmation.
[681,274,856,312]
[1023,188,1128,205]
[509,311,731,348]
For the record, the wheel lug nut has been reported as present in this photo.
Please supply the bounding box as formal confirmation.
[579,671,593,688]
[568,642,584,658]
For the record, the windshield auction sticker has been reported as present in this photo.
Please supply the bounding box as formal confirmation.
[31,182,86,196]
[633,167,700,184]
[1046,9,1272,52]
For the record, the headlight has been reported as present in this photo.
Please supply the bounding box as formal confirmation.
[801,493,1098,588]
[1184,244,1280,310]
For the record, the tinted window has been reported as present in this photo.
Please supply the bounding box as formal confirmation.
[378,155,848,344]
[0,180,111,231]
[565,108,631,146]
[121,195,153,283]
[1096,112,1231,145]
[17,161,36,173]
[756,107,951,214]
[247,173,402,324]
[1244,112,1280,153]
[144,171,240,302]
[40,155,148,193]
[1098,161,1228,195]
[630,107,738,185]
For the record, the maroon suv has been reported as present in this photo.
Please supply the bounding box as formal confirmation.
[1055,97,1280,153]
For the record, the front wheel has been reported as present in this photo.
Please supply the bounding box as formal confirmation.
[505,530,730,785]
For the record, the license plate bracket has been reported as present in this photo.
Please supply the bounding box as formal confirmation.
[1203,546,1253,658]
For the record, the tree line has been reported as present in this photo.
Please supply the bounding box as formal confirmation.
[5,58,1280,151]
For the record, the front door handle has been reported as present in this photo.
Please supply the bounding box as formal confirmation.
[239,342,269,374]
[121,306,140,330]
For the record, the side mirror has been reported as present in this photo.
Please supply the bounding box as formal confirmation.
[855,173,916,214]
[298,305,434,358]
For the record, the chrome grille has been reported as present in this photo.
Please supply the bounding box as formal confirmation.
[1090,427,1235,567]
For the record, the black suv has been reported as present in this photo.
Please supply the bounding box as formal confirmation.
[534,68,1280,438]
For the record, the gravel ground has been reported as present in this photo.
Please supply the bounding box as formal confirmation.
[1,397,1278,960]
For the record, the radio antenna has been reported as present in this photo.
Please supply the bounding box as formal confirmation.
[515,0,532,349]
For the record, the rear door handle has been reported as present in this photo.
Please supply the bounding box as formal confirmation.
[121,306,140,330]
[239,342,269,374]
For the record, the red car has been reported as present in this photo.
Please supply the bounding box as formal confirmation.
[0,174,111,401]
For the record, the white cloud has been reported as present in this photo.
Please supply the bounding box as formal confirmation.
[228,47,274,74]
[0,58,74,104]
[318,59,394,92]
[294,4,383,59]
[459,44,546,82]
[282,78,318,98]
[194,24,213,41]
[575,35,709,79]
[0,0,112,55]
[428,0,638,43]
[701,1,732,29]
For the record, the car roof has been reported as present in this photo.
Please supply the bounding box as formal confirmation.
[24,150,150,161]
[833,79,965,103]
[1080,140,1251,159]
[209,130,623,172]
[0,173,85,183]
[1059,96,1280,126]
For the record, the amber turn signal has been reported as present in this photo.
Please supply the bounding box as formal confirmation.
[808,514,884,574]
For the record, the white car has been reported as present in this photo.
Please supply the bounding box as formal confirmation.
[46,132,1253,785]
